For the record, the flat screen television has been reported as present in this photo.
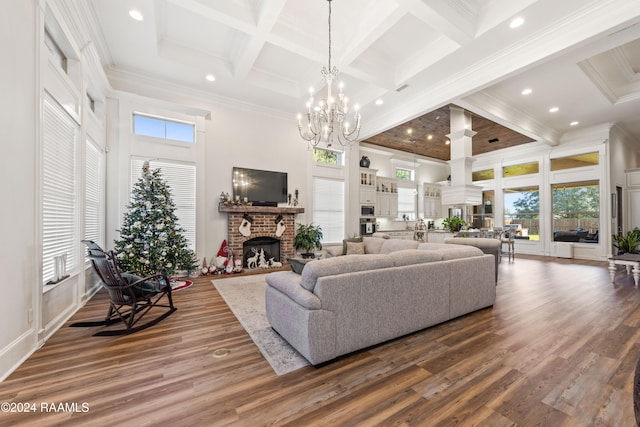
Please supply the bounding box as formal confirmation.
[232,167,288,207]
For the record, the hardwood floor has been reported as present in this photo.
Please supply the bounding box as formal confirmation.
[2,255,639,426]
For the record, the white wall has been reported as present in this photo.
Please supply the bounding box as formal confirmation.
[0,0,38,381]
[104,92,311,265]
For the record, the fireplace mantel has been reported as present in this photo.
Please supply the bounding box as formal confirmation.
[219,205,304,214]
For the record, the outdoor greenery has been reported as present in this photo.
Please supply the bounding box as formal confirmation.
[313,148,340,165]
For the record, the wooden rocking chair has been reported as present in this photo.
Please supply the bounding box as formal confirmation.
[70,240,176,336]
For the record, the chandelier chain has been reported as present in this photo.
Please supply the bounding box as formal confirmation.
[327,0,332,71]
[296,0,361,149]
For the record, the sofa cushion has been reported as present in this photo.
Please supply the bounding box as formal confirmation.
[379,239,419,254]
[300,254,394,292]
[342,236,363,255]
[346,241,365,255]
[389,249,443,266]
[362,236,386,254]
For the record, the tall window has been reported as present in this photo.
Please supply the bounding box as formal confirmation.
[394,166,416,220]
[84,139,105,250]
[552,181,599,243]
[471,190,494,229]
[133,113,195,143]
[397,185,417,220]
[504,186,539,240]
[312,178,344,244]
[42,94,78,284]
[131,159,196,251]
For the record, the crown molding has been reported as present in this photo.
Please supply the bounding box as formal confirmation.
[106,67,293,121]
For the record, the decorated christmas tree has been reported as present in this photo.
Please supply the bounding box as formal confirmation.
[114,162,198,276]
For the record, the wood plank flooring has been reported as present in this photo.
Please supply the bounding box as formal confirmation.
[1,255,639,426]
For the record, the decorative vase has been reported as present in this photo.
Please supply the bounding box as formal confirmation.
[359,156,370,168]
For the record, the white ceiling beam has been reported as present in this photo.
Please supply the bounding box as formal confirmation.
[164,0,258,35]
[457,92,560,146]
[395,0,475,45]
[338,5,405,66]
[232,0,287,80]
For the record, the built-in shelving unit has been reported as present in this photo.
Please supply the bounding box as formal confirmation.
[376,177,398,218]
[423,183,442,219]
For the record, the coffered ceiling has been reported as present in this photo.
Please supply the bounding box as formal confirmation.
[75,0,640,159]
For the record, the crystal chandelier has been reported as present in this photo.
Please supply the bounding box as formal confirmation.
[297,0,361,148]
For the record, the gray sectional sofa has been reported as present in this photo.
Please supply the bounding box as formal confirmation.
[265,237,496,365]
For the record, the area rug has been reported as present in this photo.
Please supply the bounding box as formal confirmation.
[212,275,310,375]
[170,279,193,291]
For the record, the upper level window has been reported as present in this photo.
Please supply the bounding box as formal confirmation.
[551,152,598,171]
[503,162,539,177]
[44,29,67,72]
[313,148,344,166]
[133,113,195,143]
[473,169,494,181]
[395,167,414,181]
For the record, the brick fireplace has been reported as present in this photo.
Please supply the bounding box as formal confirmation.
[219,206,304,268]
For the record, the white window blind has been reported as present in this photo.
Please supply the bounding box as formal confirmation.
[397,185,416,220]
[130,159,196,251]
[42,93,78,284]
[312,177,344,244]
[84,138,105,250]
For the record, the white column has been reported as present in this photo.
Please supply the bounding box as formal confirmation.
[441,106,482,206]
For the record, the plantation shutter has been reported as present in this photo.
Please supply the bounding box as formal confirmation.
[130,159,196,251]
[42,93,78,284]
[397,186,416,220]
[84,138,105,250]
[312,177,344,244]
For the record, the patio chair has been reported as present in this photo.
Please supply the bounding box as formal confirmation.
[70,240,176,336]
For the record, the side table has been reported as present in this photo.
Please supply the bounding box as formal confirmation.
[608,253,640,286]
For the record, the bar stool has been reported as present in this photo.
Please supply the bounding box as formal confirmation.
[501,231,515,262]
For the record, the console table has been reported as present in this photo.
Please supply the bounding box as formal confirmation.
[608,253,640,286]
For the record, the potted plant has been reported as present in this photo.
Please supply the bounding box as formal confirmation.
[293,223,323,258]
[612,229,640,254]
[442,216,467,233]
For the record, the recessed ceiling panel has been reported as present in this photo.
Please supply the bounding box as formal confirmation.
[352,14,439,71]
[164,2,251,61]
[271,0,376,60]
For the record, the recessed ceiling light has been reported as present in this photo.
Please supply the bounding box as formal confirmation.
[510,17,524,28]
[375,99,383,106]
[570,121,579,126]
[445,139,450,145]
[129,9,144,21]
[521,88,532,95]
[427,135,433,140]
[549,107,559,113]
[407,128,413,135]
[206,74,216,82]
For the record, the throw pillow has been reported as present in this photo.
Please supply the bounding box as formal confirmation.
[346,241,365,255]
[121,273,159,297]
[342,236,363,255]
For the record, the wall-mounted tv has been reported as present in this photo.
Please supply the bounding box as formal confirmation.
[232,167,288,207]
